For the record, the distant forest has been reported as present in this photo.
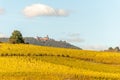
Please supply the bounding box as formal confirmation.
[104,47,120,52]
[0,37,82,50]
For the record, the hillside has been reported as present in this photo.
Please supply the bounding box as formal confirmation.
[0,43,120,79]
[0,37,81,49]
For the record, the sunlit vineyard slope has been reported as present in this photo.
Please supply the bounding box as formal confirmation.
[0,43,120,80]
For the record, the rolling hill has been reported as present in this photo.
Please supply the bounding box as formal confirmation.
[0,37,81,49]
[0,43,120,79]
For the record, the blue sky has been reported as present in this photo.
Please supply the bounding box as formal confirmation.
[0,0,120,50]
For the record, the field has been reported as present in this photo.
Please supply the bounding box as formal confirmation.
[0,43,120,80]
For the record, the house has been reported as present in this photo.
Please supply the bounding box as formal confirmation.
[36,35,49,41]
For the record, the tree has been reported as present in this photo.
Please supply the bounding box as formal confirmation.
[108,47,113,51]
[9,30,24,44]
[114,47,120,52]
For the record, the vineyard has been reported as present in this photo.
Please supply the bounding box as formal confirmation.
[0,43,120,80]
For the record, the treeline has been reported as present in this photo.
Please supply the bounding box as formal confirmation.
[25,37,81,49]
[0,37,81,49]
[105,47,120,52]
[0,30,81,49]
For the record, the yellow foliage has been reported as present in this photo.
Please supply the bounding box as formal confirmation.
[0,43,120,79]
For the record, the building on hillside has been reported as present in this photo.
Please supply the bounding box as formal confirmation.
[36,35,49,41]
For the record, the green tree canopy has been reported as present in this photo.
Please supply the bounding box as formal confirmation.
[108,47,113,50]
[114,47,120,52]
[9,30,24,44]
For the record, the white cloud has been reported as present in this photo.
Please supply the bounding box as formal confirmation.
[82,45,107,51]
[65,37,84,43]
[0,8,4,14]
[0,34,7,38]
[68,33,80,37]
[61,33,84,43]
[23,4,69,17]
